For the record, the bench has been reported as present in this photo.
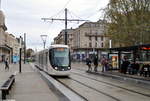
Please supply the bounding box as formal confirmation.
[0,75,15,100]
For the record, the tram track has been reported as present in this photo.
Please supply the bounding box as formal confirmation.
[71,70,150,98]
[37,65,120,101]
[35,64,150,101]
[35,65,87,101]
[55,77,121,101]
[54,77,89,101]
[69,77,121,101]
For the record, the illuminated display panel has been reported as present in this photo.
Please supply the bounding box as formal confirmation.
[141,47,150,50]
[55,48,65,51]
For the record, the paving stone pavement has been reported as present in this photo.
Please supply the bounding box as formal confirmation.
[0,63,59,101]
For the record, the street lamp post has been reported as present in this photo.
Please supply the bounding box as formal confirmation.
[40,35,47,49]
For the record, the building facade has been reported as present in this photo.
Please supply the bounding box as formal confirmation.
[54,28,75,52]
[0,10,9,62]
[0,10,22,63]
[5,33,21,63]
[72,20,108,61]
[53,20,109,61]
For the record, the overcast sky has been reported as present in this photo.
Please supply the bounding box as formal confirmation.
[1,0,109,51]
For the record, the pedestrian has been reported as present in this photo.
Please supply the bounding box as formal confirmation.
[101,56,107,72]
[121,56,130,74]
[106,58,111,71]
[86,57,92,72]
[93,56,98,72]
[4,58,9,70]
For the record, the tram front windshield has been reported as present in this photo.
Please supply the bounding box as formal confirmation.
[52,48,69,67]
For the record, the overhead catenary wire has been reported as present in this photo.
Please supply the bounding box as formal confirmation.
[41,0,72,45]
[42,8,89,45]
[45,0,72,19]
[67,10,84,20]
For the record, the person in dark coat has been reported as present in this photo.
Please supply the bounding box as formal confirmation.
[86,57,92,72]
[121,56,130,74]
[5,58,9,70]
[93,56,98,72]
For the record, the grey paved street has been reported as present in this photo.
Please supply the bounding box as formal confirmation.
[70,62,150,101]
[71,62,150,81]
[0,63,59,101]
[0,62,150,101]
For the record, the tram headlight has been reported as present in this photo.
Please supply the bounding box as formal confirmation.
[68,67,71,69]
[55,67,58,70]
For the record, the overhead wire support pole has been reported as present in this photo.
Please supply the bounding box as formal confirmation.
[41,8,89,45]
[24,33,26,64]
[65,8,67,45]
[0,0,1,9]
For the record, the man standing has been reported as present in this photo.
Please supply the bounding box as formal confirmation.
[121,56,130,74]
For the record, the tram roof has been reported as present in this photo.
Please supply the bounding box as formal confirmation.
[109,44,150,51]
[49,44,69,49]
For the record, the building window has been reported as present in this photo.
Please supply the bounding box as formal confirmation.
[89,42,92,47]
[85,32,87,35]
[101,36,103,41]
[101,43,104,47]
[96,24,99,27]
[95,30,98,34]
[95,42,97,47]
[95,37,97,41]
[89,36,92,41]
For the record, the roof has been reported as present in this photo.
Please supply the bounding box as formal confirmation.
[109,44,150,51]
[0,10,7,31]
[49,44,69,49]
[35,44,69,54]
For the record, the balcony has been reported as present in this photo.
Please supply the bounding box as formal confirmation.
[85,33,106,37]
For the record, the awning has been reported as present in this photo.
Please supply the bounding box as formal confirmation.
[0,44,13,51]
[109,44,150,51]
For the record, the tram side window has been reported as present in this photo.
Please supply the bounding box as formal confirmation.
[45,52,48,65]
[49,49,54,66]
[43,53,45,66]
[40,54,43,65]
[42,53,44,65]
[49,50,51,61]
[40,54,42,65]
[43,53,47,66]
[39,54,41,64]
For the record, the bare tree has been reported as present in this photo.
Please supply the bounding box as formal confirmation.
[104,0,150,47]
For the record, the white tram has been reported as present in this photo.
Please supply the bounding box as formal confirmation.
[35,44,71,76]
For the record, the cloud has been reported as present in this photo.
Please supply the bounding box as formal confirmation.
[1,0,109,51]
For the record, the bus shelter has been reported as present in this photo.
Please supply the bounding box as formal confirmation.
[108,44,150,70]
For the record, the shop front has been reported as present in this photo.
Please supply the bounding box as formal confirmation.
[0,45,13,63]
[109,44,150,70]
